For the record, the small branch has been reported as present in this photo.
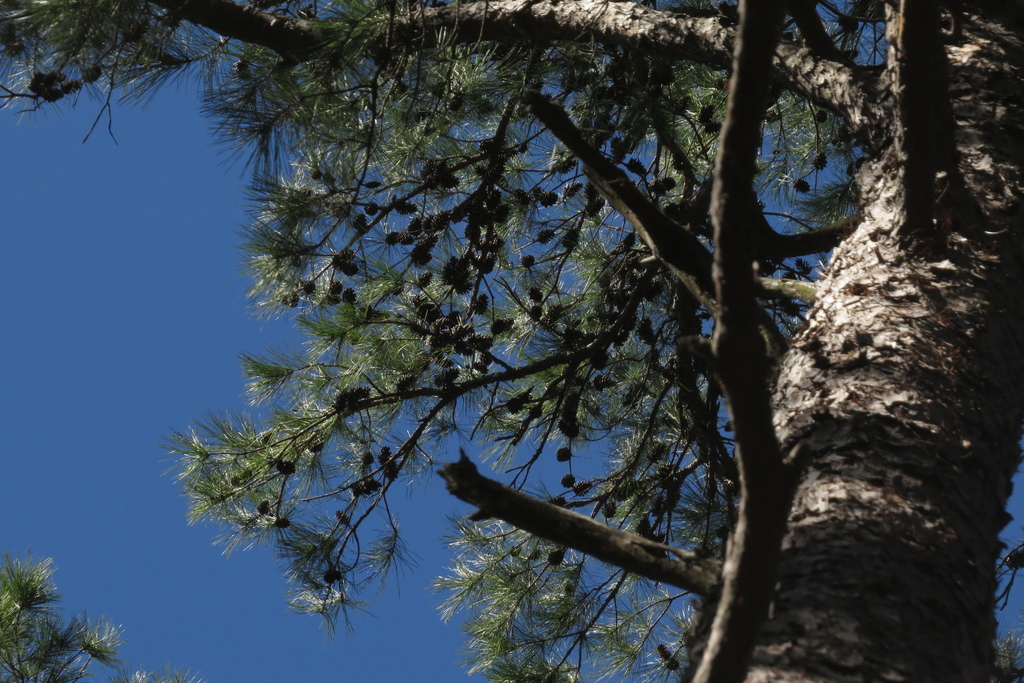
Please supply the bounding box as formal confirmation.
[528,91,791,357]
[438,451,722,596]
[687,180,715,226]
[586,168,722,310]
[755,212,855,259]
[651,112,701,196]
[788,0,852,64]
[526,90,719,312]
[757,276,817,304]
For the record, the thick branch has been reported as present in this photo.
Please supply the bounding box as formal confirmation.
[438,452,722,595]
[149,0,880,131]
[153,0,329,60]
[397,0,879,128]
[675,183,850,261]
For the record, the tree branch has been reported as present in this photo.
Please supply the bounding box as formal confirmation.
[754,212,854,260]
[697,0,801,680]
[526,90,719,311]
[888,0,950,238]
[788,0,851,64]
[152,0,329,61]
[438,451,722,596]
[527,90,790,358]
[395,0,878,128]
[757,276,817,304]
[149,0,880,130]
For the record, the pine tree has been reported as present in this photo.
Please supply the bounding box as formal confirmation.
[0,553,197,683]
[4,0,1024,680]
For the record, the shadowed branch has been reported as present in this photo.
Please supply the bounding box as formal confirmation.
[696,0,804,680]
[439,451,722,596]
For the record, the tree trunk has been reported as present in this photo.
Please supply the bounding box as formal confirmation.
[742,9,1024,681]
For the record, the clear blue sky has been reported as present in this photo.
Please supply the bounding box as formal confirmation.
[3,86,1024,682]
[1,89,487,681]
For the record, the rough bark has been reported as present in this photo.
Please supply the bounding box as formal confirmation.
[742,9,1024,681]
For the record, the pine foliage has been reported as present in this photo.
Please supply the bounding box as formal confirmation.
[0,553,198,683]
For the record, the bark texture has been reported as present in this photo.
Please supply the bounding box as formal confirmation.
[746,9,1024,681]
